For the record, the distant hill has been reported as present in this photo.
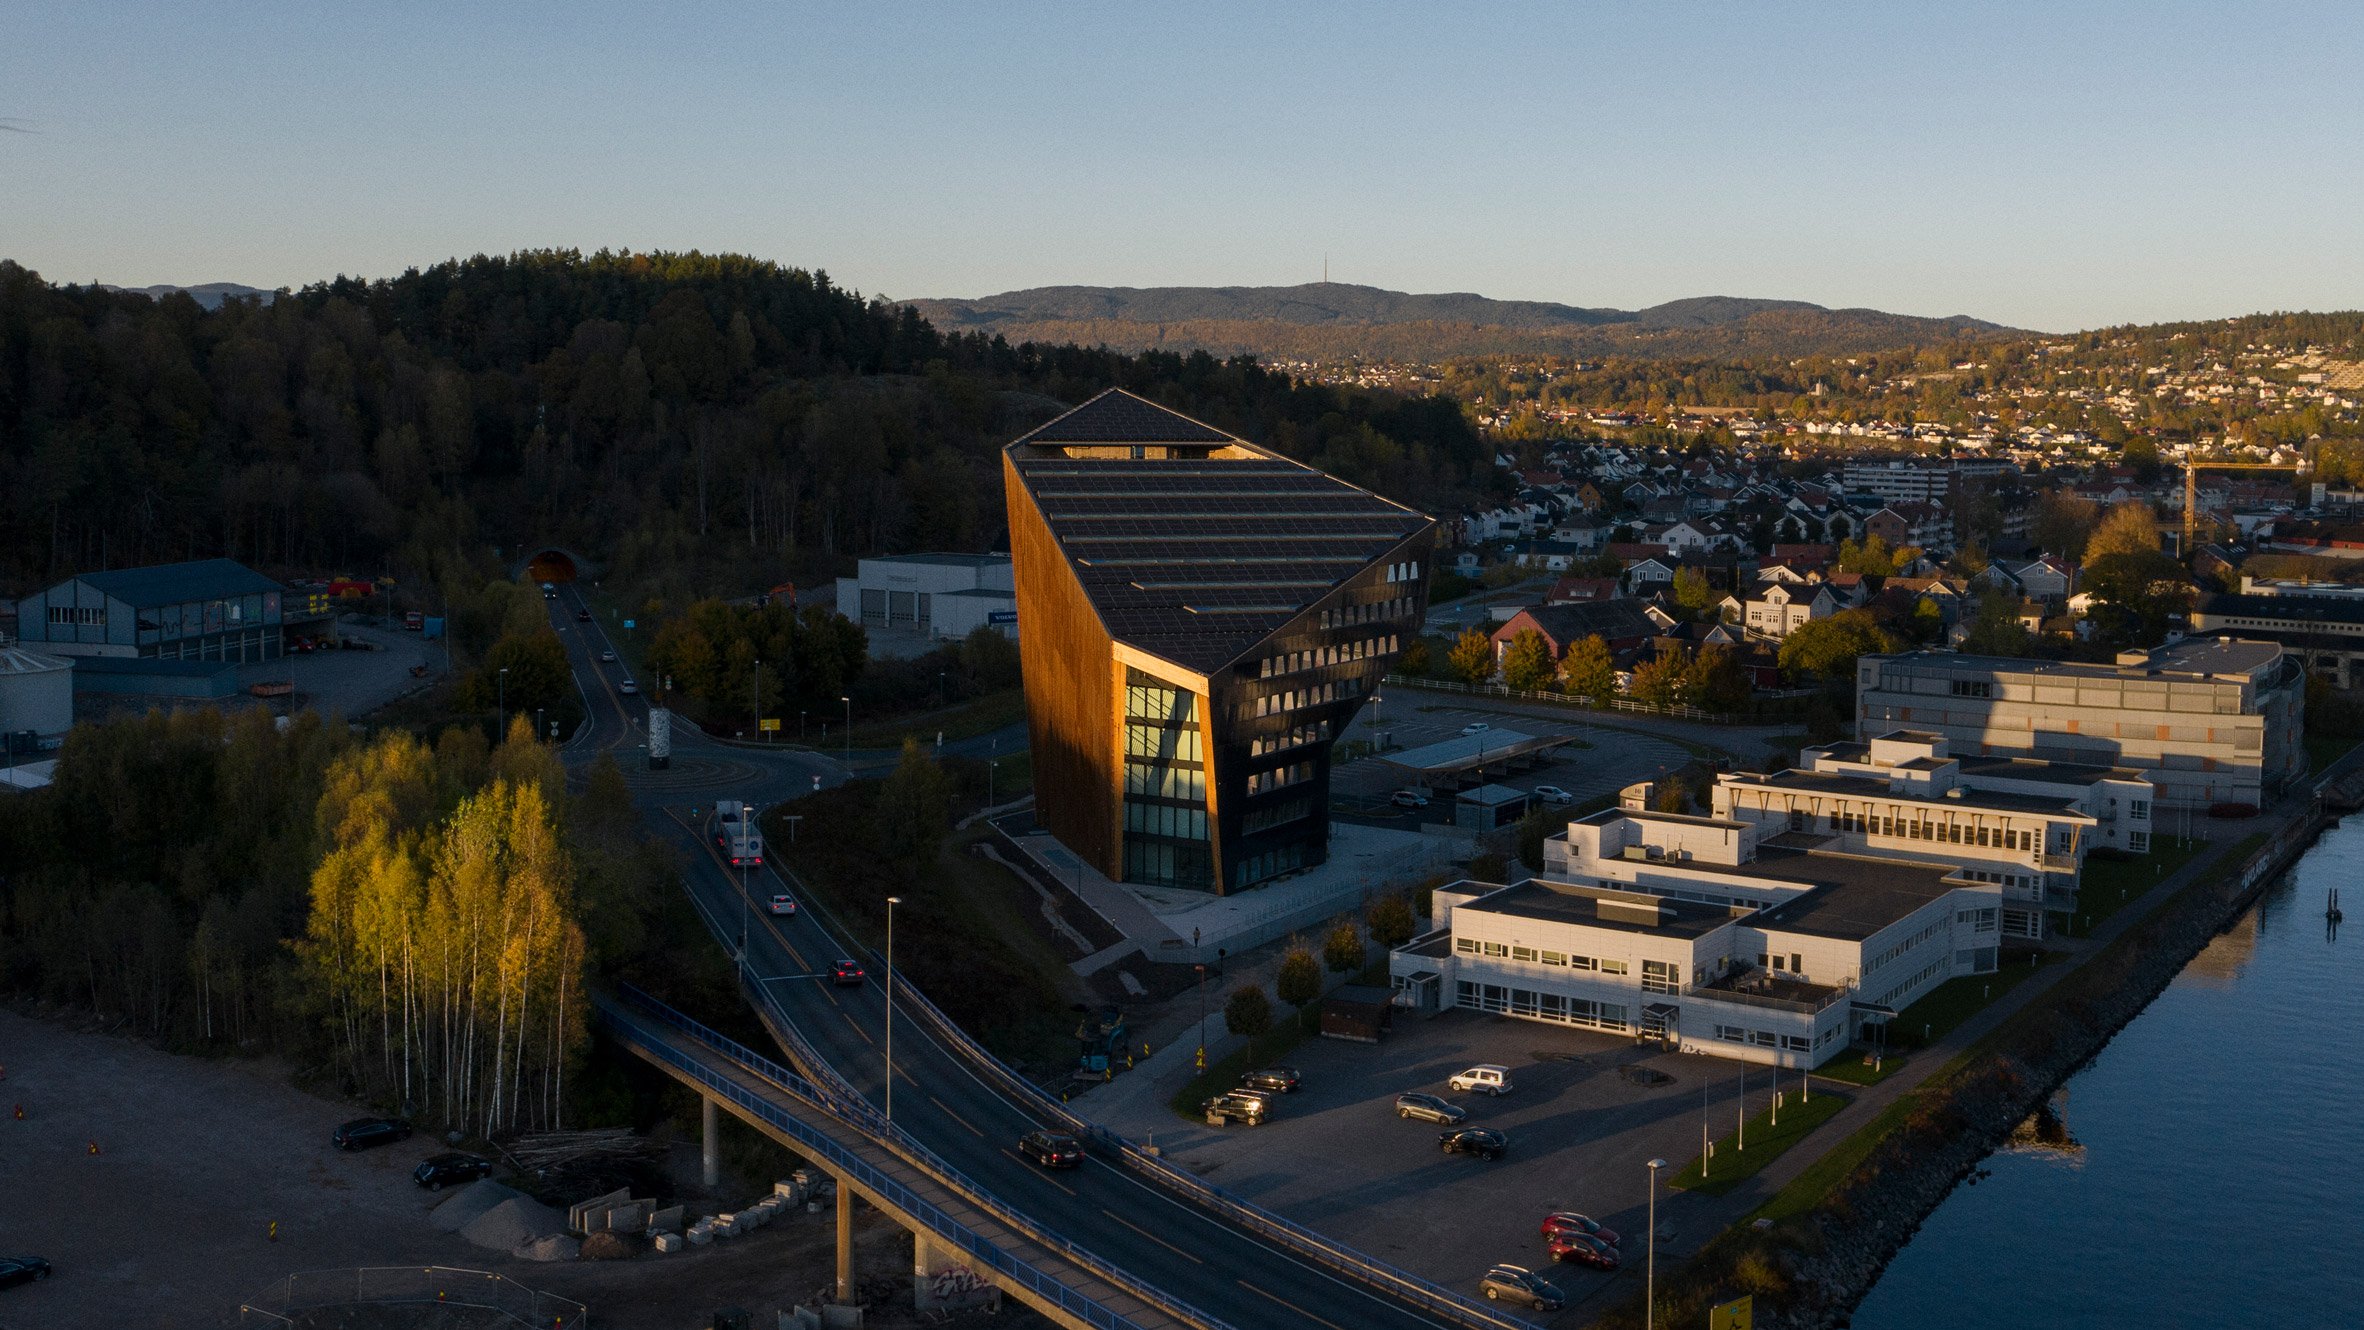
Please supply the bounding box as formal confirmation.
[903,282,2020,361]
[101,282,275,308]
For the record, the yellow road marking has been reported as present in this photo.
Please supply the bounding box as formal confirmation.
[1102,1208,1203,1264]
[1238,1279,1350,1330]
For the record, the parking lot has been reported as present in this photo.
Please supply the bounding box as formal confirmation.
[1141,1007,1778,1320]
[1331,700,1696,822]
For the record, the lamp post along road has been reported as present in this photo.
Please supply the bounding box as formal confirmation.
[497,667,509,737]
[1646,1157,1667,1330]
[841,695,851,759]
[885,896,903,1121]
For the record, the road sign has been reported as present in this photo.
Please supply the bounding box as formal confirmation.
[988,610,1017,625]
[623,619,635,629]
[759,718,781,732]
[1709,1296,1752,1330]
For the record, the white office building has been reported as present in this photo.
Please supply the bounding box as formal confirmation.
[1711,730,2154,938]
[833,554,1016,643]
[1391,796,2004,1068]
[1855,641,2305,810]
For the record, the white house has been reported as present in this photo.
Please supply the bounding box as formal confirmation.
[1390,797,2005,1068]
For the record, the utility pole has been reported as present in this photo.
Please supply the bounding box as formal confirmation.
[885,896,903,1121]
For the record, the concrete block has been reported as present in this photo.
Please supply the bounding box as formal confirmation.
[605,1199,652,1233]
[774,1179,802,1200]
[647,1204,685,1235]
[686,1226,713,1247]
[569,1186,632,1234]
[652,1231,684,1254]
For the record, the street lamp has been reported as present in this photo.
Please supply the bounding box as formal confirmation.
[937,670,946,709]
[841,695,851,759]
[753,658,762,741]
[737,796,751,975]
[885,895,903,1122]
[1645,1157,1667,1330]
[497,667,509,737]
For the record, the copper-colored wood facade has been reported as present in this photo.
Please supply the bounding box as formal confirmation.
[1002,453,1427,902]
[1004,449,1123,878]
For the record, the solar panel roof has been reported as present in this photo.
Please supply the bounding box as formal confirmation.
[1010,391,1432,672]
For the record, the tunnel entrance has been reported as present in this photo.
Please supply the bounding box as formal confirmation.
[526,550,580,584]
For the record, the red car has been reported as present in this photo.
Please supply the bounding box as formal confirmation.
[1548,1231,1620,1270]
[830,960,866,987]
[1540,1211,1621,1247]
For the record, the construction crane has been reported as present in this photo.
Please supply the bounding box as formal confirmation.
[2180,458,2308,556]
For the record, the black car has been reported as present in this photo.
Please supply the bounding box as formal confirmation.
[1017,1130,1084,1169]
[1480,1264,1563,1311]
[1239,1067,1301,1094]
[332,1116,412,1151]
[575,609,592,622]
[830,960,867,987]
[0,1256,51,1289]
[1440,1127,1507,1159]
[413,1152,494,1190]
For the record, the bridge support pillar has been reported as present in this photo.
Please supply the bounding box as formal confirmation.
[912,1229,999,1313]
[701,1095,720,1188]
[835,1181,856,1303]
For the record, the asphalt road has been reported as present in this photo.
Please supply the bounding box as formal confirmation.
[546,582,1538,1330]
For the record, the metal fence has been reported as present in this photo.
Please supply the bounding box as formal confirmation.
[238,1266,585,1328]
[600,992,1231,1330]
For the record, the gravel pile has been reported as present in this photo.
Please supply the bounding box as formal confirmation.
[459,1195,567,1254]
[516,1233,581,1263]
[578,1230,640,1261]
[431,1179,523,1233]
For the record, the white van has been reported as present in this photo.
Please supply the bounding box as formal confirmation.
[1448,1065,1514,1095]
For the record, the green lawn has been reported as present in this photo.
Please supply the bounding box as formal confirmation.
[2065,835,2211,937]
[1166,1003,1320,1120]
[2307,732,2361,776]
[845,688,1026,750]
[1750,1094,1919,1224]
[1811,1050,1908,1087]
[1670,1088,1852,1195]
[1887,949,2055,1049]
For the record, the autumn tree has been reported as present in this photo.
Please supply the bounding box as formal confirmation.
[2030,491,2100,557]
[2084,501,2162,564]
[1684,644,1754,712]
[1836,533,1919,577]
[2081,550,2191,645]
[1670,566,1719,619]
[1500,628,1556,691]
[1447,627,1496,684]
[1322,920,1367,974]
[1366,894,1417,948]
[1779,610,1902,681]
[877,737,951,863]
[1276,944,1322,1007]
[1557,633,1618,704]
[1224,983,1274,1040]
[1628,644,1693,708]
[1959,589,2033,656]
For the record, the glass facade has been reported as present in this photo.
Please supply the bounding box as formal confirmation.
[1121,670,1211,888]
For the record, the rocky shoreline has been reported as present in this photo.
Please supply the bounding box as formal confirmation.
[1763,794,2346,1329]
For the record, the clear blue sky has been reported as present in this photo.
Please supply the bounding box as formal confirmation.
[6,1,2361,332]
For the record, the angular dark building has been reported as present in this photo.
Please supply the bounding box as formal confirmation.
[1004,389,1435,894]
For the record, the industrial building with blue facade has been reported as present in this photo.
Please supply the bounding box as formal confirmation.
[9,557,342,702]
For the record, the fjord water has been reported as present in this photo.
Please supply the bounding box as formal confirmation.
[1852,817,2364,1327]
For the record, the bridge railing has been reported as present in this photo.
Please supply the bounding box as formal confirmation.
[875,962,1543,1330]
[601,992,1238,1330]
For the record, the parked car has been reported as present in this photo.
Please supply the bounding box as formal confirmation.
[1200,1091,1269,1126]
[599,650,617,663]
[618,680,639,694]
[1017,1130,1084,1169]
[1461,721,1491,735]
[1549,1231,1620,1270]
[830,960,866,987]
[1394,1092,1466,1124]
[1390,789,1431,809]
[0,1256,51,1290]
[1479,1264,1562,1311]
[1239,1067,1301,1094]
[1449,1064,1514,1095]
[332,1117,412,1151]
[1533,784,1574,805]
[1540,1211,1622,1247]
[413,1153,494,1190]
[767,893,798,916]
[1440,1127,1507,1159]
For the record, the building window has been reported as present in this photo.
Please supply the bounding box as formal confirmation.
[2129,831,2150,853]
[1949,679,1992,698]
[1641,960,1680,994]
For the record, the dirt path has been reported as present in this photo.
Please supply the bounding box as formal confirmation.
[0,1008,1027,1329]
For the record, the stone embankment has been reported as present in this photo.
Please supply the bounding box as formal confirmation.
[1757,772,2361,1329]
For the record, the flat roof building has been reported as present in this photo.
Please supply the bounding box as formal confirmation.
[1004,389,1435,893]
[1391,803,2005,1068]
[833,553,1015,644]
[1854,641,2305,809]
[13,558,291,664]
